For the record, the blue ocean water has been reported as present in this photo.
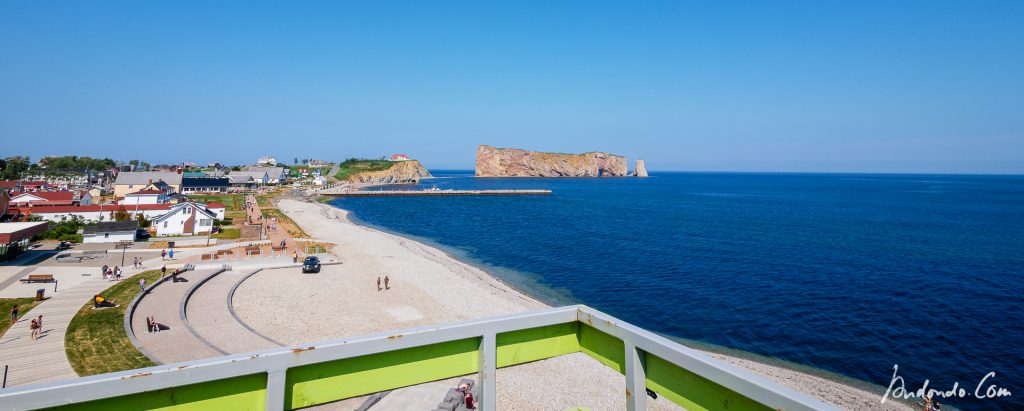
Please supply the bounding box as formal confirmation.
[331,172,1024,410]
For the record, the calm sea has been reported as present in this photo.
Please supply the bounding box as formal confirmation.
[330,171,1024,410]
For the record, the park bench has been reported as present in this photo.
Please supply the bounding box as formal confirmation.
[20,274,55,283]
[245,247,261,256]
[271,246,285,252]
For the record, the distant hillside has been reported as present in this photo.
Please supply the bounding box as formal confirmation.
[335,159,432,184]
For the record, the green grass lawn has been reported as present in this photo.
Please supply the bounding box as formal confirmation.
[334,159,395,181]
[65,270,163,376]
[1,297,43,337]
[213,228,241,239]
[189,194,244,211]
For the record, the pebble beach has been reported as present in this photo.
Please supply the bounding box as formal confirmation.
[232,199,912,410]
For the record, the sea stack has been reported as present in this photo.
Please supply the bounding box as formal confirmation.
[631,159,648,177]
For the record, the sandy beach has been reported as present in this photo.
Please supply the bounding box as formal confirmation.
[233,199,912,410]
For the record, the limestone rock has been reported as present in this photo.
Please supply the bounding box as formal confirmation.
[475,145,628,177]
[631,159,648,177]
[347,160,433,184]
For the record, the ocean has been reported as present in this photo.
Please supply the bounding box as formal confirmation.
[329,171,1024,410]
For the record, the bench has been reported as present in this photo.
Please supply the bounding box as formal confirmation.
[20,274,55,283]
[245,247,261,256]
[271,246,285,252]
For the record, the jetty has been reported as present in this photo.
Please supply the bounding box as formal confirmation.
[321,189,551,197]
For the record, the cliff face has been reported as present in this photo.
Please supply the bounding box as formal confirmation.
[631,159,648,177]
[347,160,433,184]
[475,145,628,177]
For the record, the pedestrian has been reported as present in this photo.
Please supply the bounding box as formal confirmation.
[293,251,298,263]
[161,249,167,260]
[30,318,39,340]
[161,265,167,278]
[9,304,18,324]
[139,278,146,293]
[377,276,381,291]
[113,266,121,280]
[384,275,390,290]
[37,314,43,330]
[168,249,174,260]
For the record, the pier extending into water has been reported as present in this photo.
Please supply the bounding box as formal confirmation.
[323,189,552,197]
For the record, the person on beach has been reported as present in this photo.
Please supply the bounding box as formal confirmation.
[377,276,381,291]
[161,249,166,260]
[384,275,390,290]
[10,304,18,324]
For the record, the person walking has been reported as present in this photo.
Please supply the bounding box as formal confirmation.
[9,304,18,324]
[161,265,167,278]
[139,278,147,293]
[30,318,39,340]
[384,275,390,290]
[113,266,121,280]
[293,251,299,263]
[168,249,174,260]
[377,276,381,291]
[36,314,44,336]
[161,249,167,260]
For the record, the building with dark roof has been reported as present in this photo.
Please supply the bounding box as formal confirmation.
[181,177,229,193]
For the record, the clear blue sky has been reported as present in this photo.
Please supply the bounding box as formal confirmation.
[2,1,1022,173]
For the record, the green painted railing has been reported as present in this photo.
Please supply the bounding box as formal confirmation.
[2,306,834,411]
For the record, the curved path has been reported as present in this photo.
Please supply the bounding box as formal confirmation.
[131,269,224,364]
[0,277,110,387]
[183,269,281,354]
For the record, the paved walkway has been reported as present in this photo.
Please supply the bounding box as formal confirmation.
[132,269,224,364]
[0,276,111,387]
[184,269,281,354]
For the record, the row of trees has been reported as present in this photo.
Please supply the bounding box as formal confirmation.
[1,155,121,180]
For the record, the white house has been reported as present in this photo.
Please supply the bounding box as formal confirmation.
[241,167,285,185]
[154,202,218,236]
[312,176,328,186]
[83,221,138,244]
[390,154,411,161]
[9,204,172,223]
[122,189,168,205]
[257,156,277,166]
[230,171,270,186]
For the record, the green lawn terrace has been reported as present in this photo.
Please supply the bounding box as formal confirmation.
[0,305,834,411]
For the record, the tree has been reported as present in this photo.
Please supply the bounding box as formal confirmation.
[113,207,131,222]
[1,156,30,179]
[294,157,299,165]
[135,213,150,228]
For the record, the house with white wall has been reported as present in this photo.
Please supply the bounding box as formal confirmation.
[153,202,218,236]
[83,221,138,244]
[122,189,168,205]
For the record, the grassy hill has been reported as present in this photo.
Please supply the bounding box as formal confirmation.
[334,159,395,181]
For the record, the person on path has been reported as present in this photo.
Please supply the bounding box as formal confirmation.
[30,318,39,340]
[161,249,167,260]
[139,278,146,293]
[384,275,390,290]
[377,276,381,291]
[161,265,167,278]
[102,264,109,277]
[114,266,122,280]
[36,315,44,336]
[293,252,298,263]
[9,304,18,324]
[168,249,174,260]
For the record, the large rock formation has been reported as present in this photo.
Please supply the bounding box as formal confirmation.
[631,159,648,177]
[347,160,433,184]
[475,145,628,177]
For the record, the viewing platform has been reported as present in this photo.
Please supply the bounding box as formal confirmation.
[322,189,552,197]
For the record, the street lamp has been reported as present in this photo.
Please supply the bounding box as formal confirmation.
[116,240,133,267]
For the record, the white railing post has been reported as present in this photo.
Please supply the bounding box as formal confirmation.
[266,369,286,411]
[479,332,497,411]
[624,341,647,411]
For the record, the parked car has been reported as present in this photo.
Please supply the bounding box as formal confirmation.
[135,229,150,241]
[302,256,321,273]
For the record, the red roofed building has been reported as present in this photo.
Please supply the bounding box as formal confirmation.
[9,191,76,207]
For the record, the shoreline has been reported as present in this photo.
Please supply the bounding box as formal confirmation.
[269,198,913,410]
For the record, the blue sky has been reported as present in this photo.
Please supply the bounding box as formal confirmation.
[1,1,1022,173]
